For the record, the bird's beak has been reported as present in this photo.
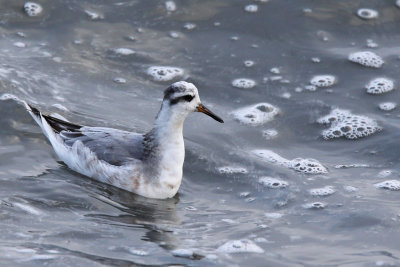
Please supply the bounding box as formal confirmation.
[197,104,224,123]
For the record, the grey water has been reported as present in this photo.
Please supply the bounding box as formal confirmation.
[1,0,400,266]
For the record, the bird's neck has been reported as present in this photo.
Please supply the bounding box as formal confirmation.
[143,104,186,175]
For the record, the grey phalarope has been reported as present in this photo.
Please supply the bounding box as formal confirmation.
[25,81,223,199]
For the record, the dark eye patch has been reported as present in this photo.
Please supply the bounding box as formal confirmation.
[170,95,194,105]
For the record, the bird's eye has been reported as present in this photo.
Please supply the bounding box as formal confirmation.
[182,95,194,102]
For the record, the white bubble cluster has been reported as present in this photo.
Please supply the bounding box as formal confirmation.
[366,78,394,94]
[262,129,278,140]
[379,102,396,111]
[231,103,279,126]
[183,23,196,30]
[348,51,384,68]
[217,166,248,174]
[244,60,255,67]
[244,5,258,13]
[357,8,379,20]
[378,170,393,178]
[289,158,328,174]
[165,1,177,12]
[309,186,335,196]
[258,177,288,189]
[113,77,126,84]
[252,149,327,174]
[317,108,381,140]
[310,75,336,88]
[303,202,326,209]
[24,2,43,17]
[113,48,135,56]
[13,42,26,48]
[146,66,184,82]
[217,240,264,254]
[375,180,400,191]
[85,10,103,20]
[232,78,256,89]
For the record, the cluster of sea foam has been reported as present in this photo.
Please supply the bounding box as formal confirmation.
[217,166,248,174]
[309,186,335,196]
[24,2,42,16]
[231,103,279,126]
[348,51,384,68]
[252,149,327,174]
[258,177,288,189]
[147,66,184,82]
[357,8,379,20]
[310,75,336,88]
[366,78,394,94]
[303,202,326,209]
[217,240,264,254]
[317,108,381,140]
[379,102,396,111]
[232,78,256,89]
[375,180,400,191]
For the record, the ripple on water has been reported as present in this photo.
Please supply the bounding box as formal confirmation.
[317,108,381,140]
[366,78,394,94]
[232,78,256,89]
[348,51,384,68]
[258,177,288,189]
[147,66,184,82]
[24,2,43,17]
[310,75,336,88]
[357,8,379,20]
[85,10,103,20]
[252,149,327,174]
[217,240,264,254]
[309,186,335,196]
[379,102,396,111]
[231,103,279,126]
[375,180,400,191]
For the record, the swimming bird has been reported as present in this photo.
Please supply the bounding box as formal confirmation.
[25,81,223,199]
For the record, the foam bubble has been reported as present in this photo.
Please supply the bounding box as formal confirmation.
[262,129,278,140]
[217,240,264,254]
[303,202,326,209]
[172,249,194,258]
[24,2,42,17]
[270,67,280,74]
[147,66,184,82]
[311,57,321,63]
[113,77,126,84]
[113,48,135,56]
[348,51,383,68]
[231,103,279,126]
[379,102,396,111]
[258,177,288,189]
[375,180,400,191]
[165,1,177,12]
[289,158,328,174]
[305,85,317,91]
[217,166,248,174]
[232,78,256,89]
[244,60,255,67]
[129,248,149,256]
[357,8,378,20]
[367,39,378,48]
[183,23,196,30]
[252,149,327,174]
[244,5,258,13]
[310,75,336,88]
[378,170,393,178]
[13,42,26,48]
[317,108,381,140]
[169,31,180,38]
[309,186,335,196]
[366,78,394,94]
[281,92,291,99]
[85,10,103,20]
[344,185,358,192]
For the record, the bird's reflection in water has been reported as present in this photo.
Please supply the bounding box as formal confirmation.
[78,174,184,252]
